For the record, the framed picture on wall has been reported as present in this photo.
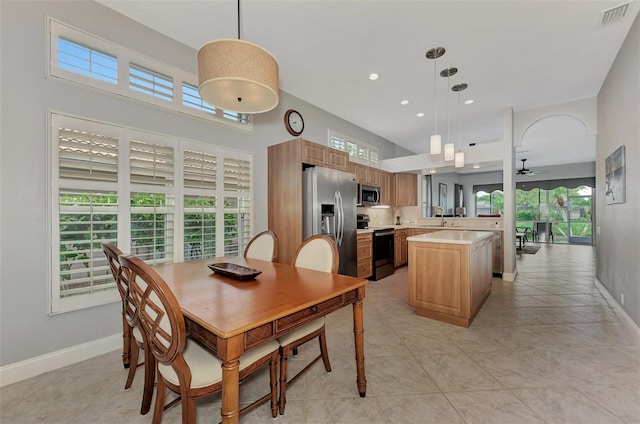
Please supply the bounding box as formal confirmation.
[605,145,625,205]
[439,183,447,213]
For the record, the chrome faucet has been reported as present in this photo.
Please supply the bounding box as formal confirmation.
[434,206,444,227]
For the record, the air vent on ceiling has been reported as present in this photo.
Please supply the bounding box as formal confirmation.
[602,2,629,26]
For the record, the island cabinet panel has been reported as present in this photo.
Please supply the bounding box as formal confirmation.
[408,235,492,328]
[356,233,373,278]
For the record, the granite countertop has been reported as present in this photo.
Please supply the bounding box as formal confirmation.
[406,230,494,245]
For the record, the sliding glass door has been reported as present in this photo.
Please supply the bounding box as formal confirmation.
[515,186,592,245]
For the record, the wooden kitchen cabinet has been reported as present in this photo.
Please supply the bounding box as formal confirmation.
[379,170,393,206]
[394,229,408,267]
[268,138,358,265]
[301,139,349,171]
[353,163,380,186]
[394,173,417,206]
[356,233,372,278]
[408,232,492,327]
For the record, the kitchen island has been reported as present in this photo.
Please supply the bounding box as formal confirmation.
[407,230,493,327]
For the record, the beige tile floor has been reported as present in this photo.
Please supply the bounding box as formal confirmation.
[2,243,639,423]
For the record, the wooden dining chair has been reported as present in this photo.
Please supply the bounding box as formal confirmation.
[278,234,339,415]
[244,230,278,262]
[118,254,280,424]
[101,242,154,415]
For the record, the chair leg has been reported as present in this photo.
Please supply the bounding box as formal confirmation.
[124,336,138,390]
[141,345,155,415]
[269,353,278,418]
[278,347,289,415]
[318,330,332,372]
[180,390,197,424]
[122,315,131,369]
[152,373,165,424]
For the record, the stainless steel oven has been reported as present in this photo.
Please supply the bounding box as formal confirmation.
[371,228,395,280]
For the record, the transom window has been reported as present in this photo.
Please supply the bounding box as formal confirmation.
[329,130,379,166]
[48,18,251,129]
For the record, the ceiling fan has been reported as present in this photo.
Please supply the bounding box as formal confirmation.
[517,159,534,175]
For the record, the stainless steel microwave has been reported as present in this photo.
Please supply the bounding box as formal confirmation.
[358,184,380,206]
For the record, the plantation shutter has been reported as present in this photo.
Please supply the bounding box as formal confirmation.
[58,128,118,181]
[183,149,217,260]
[129,139,175,264]
[130,139,174,186]
[55,119,119,303]
[223,157,252,256]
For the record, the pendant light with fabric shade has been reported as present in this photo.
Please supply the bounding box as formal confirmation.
[426,47,445,155]
[197,0,279,114]
[452,83,468,168]
[441,67,457,161]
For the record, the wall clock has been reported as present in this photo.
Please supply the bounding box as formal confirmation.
[284,109,304,136]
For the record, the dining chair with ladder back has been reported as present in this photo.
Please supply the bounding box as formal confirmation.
[118,254,280,424]
[101,243,154,415]
[244,230,278,262]
[277,234,339,415]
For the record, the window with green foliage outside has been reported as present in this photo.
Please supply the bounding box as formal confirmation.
[51,113,253,313]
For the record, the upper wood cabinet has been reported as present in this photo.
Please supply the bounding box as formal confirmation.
[394,173,417,206]
[353,163,379,186]
[379,170,393,206]
[301,139,348,171]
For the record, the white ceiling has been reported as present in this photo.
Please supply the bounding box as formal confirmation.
[97,0,638,169]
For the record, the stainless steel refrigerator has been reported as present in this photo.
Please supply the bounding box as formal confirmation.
[302,167,357,277]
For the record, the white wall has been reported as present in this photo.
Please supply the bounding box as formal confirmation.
[596,14,640,326]
[0,0,401,367]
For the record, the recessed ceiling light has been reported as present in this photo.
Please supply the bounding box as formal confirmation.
[368,73,379,81]
[473,164,480,169]
[429,169,437,173]
[464,99,474,105]
[417,112,425,117]
[400,100,409,105]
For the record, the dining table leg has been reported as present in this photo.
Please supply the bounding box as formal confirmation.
[220,358,240,424]
[353,287,367,397]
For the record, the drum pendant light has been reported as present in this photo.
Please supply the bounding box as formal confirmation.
[426,47,445,155]
[452,83,468,168]
[197,0,279,114]
[441,67,458,161]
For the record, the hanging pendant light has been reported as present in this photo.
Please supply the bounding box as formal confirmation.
[452,83,468,168]
[441,67,457,161]
[197,0,279,114]
[426,47,445,155]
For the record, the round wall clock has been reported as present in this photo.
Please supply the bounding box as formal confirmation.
[284,109,304,136]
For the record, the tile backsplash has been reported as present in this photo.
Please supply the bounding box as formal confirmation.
[357,206,503,229]
[357,206,421,226]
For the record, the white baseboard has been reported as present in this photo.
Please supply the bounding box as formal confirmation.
[594,277,640,335]
[502,269,517,282]
[0,334,121,387]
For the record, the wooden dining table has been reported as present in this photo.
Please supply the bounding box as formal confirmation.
[152,256,369,424]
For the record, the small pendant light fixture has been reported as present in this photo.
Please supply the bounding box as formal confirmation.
[441,67,458,161]
[197,0,279,114]
[452,83,468,168]
[426,47,445,155]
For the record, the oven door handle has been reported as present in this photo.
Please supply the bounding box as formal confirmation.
[374,230,395,237]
